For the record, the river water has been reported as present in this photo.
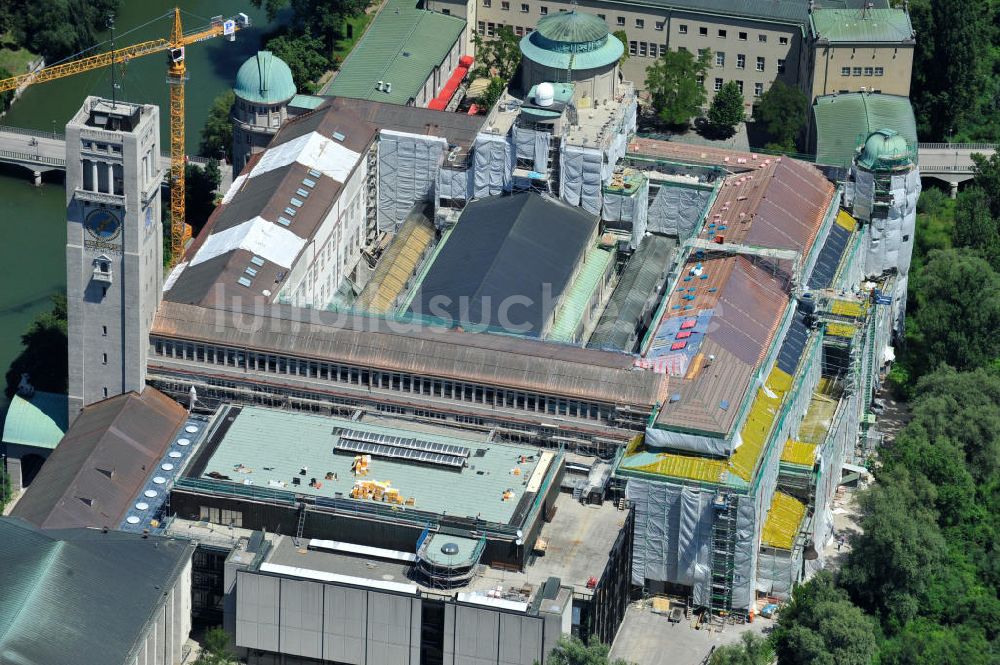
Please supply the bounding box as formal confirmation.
[0,1,278,408]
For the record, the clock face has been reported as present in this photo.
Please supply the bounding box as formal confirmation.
[85,209,122,241]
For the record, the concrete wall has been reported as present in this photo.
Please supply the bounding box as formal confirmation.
[66,99,162,422]
[809,42,913,99]
[129,557,193,665]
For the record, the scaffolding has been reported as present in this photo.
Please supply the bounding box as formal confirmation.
[709,493,739,617]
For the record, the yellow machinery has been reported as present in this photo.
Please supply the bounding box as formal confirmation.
[0,9,250,265]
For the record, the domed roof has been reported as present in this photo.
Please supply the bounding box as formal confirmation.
[535,10,609,44]
[234,51,296,104]
[857,129,913,171]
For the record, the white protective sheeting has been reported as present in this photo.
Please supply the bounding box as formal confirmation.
[190,216,306,269]
[377,129,448,231]
[757,549,801,599]
[644,427,732,457]
[861,168,919,279]
[250,131,361,182]
[647,184,711,239]
[852,168,874,223]
[512,125,551,173]
[221,174,248,204]
[437,166,472,200]
[472,132,514,198]
[601,178,650,249]
[560,145,603,214]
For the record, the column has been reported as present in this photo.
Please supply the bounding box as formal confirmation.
[950,181,959,199]
[91,160,99,192]
[107,163,115,195]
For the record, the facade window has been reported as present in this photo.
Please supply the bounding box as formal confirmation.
[714,77,723,91]
[520,3,528,11]
[864,66,874,76]
[738,31,747,41]
[515,25,524,35]
[500,0,509,9]
[596,13,604,20]
[698,48,707,59]
[102,325,107,336]
[102,353,108,365]
[758,34,767,42]
[853,66,861,76]
[678,24,688,34]
[874,67,884,76]
[617,16,625,26]
[441,7,450,14]
[487,22,496,36]
[841,66,851,76]
[778,59,786,74]
[736,54,745,69]
[655,21,664,31]
[696,74,704,85]
[754,81,764,97]
[779,36,789,45]
[639,42,648,57]
[736,80,744,93]
[539,5,547,14]
[718,29,727,38]
[650,43,660,57]
[635,18,644,29]
[756,56,765,72]
[483,0,490,6]
[477,20,485,34]
[629,41,637,56]
[103,387,108,398]
[716,51,725,66]
[699,26,708,36]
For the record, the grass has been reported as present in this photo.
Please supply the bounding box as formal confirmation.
[0,33,37,76]
[332,12,374,64]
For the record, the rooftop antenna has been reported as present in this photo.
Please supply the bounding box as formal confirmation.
[108,14,117,109]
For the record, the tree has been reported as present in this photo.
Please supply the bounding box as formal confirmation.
[708,632,774,665]
[907,249,1000,376]
[185,160,222,235]
[4,295,68,399]
[879,619,993,665]
[478,76,506,113]
[644,48,711,128]
[772,572,878,665]
[12,0,120,61]
[199,91,235,162]
[613,30,628,65]
[706,80,744,136]
[266,30,330,93]
[472,26,521,82]
[194,627,237,665]
[753,80,808,151]
[541,636,631,665]
[969,151,1000,218]
[0,67,13,112]
[0,467,11,514]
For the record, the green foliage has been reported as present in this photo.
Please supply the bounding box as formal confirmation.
[645,48,711,128]
[471,26,522,82]
[199,91,235,162]
[5,0,120,62]
[0,467,11,513]
[266,30,330,94]
[707,80,744,135]
[613,30,628,64]
[194,627,237,665]
[0,66,12,111]
[879,619,994,665]
[479,77,506,113]
[4,294,67,399]
[708,632,774,665]
[970,152,1000,218]
[772,572,878,665]
[540,635,630,665]
[906,249,1000,376]
[185,160,222,236]
[753,80,808,152]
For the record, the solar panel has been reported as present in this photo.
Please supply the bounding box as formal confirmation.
[338,428,470,458]
[335,438,465,468]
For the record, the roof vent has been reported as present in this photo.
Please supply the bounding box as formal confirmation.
[441,542,460,555]
[535,82,555,107]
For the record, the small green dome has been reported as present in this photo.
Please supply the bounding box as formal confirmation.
[234,51,296,104]
[535,10,609,44]
[857,129,913,171]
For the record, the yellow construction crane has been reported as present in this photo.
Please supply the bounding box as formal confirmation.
[0,8,250,264]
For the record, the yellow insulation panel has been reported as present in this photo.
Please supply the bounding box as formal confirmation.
[728,367,792,481]
[629,454,729,483]
[761,491,807,550]
[781,439,818,466]
[835,209,858,232]
[830,299,865,318]
[826,322,856,338]
[798,393,837,444]
[355,220,434,313]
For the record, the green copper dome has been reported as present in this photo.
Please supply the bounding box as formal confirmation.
[535,10,609,44]
[520,11,623,71]
[857,129,913,171]
[234,51,296,104]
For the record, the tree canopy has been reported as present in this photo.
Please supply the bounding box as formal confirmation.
[541,636,631,665]
[193,627,237,665]
[199,91,235,161]
[644,48,711,128]
[753,80,808,152]
[266,30,330,94]
[4,294,67,399]
[472,26,522,82]
[708,632,774,665]
[706,80,744,136]
[185,159,222,235]
[3,0,120,61]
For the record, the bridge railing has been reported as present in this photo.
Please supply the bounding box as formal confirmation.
[918,143,998,151]
[0,124,65,141]
[0,149,65,167]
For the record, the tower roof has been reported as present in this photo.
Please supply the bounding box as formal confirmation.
[535,10,609,43]
[857,128,914,171]
[234,51,297,104]
[519,11,623,70]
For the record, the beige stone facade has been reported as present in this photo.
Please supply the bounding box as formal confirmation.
[809,43,913,99]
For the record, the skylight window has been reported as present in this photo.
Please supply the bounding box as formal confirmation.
[308,169,322,179]
[284,207,297,217]
[277,216,292,227]
[237,276,253,287]
[302,178,316,188]
[290,197,303,207]
[245,266,258,277]
[250,255,266,267]
[296,188,310,198]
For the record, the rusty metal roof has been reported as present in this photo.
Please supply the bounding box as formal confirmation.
[11,389,186,530]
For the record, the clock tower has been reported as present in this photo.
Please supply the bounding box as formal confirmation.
[66,97,163,422]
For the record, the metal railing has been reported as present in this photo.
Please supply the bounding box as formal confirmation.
[0,124,64,140]
[917,142,997,150]
[0,149,65,166]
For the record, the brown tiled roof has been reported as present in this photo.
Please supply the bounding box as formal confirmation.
[11,389,186,530]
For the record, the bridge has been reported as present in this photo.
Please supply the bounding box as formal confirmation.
[917,143,996,196]
[0,124,215,185]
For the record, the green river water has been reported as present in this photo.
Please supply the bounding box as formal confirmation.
[0,1,278,408]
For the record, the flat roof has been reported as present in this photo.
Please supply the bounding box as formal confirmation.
[191,406,554,525]
[328,0,466,105]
